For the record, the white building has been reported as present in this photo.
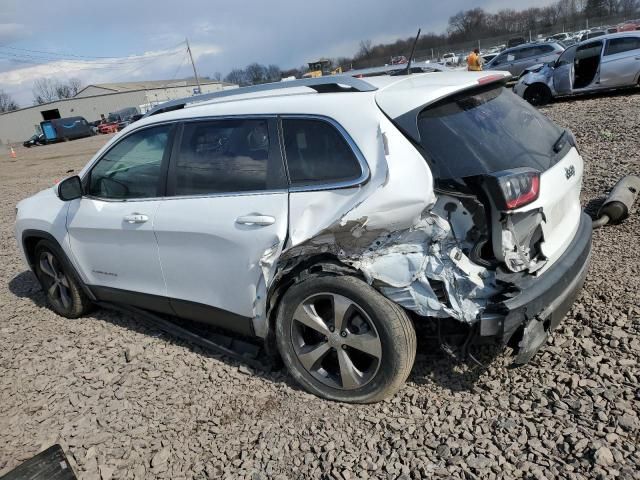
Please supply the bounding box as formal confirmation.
[0,78,236,145]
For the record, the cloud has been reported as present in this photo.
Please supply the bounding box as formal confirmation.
[0,0,558,106]
[0,43,221,106]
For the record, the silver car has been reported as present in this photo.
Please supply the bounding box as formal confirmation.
[485,42,564,77]
[514,32,640,105]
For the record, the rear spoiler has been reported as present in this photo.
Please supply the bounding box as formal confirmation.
[389,74,511,144]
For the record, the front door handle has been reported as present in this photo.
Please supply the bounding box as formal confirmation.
[236,214,276,226]
[124,213,149,224]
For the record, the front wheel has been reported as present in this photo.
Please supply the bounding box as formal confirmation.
[275,275,416,403]
[523,84,552,106]
[33,240,92,318]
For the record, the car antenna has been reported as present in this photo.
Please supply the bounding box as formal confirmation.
[405,28,421,75]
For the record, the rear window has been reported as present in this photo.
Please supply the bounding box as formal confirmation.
[282,118,362,186]
[605,36,640,55]
[416,86,564,179]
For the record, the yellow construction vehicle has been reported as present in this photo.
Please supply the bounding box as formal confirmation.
[302,59,342,78]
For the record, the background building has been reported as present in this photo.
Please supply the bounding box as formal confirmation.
[0,78,236,144]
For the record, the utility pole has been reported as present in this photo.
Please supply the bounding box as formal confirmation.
[186,38,202,95]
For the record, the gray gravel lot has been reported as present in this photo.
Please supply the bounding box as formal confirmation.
[1,92,639,480]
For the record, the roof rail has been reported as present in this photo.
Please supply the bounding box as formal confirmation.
[143,75,377,117]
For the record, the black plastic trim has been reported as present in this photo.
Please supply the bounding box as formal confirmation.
[492,212,592,343]
[89,285,255,337]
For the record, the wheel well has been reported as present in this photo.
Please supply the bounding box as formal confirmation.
[22,231,54,269]
[526,82,551,94]
[21,230,96,301]
[263,254,364,354]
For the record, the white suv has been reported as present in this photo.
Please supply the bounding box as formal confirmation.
[15,73,592,403]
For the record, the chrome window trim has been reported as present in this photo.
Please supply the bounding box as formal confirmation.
[279,114,371,193]
[83,189,289,203]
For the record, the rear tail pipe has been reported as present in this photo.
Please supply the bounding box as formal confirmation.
[593,175,640,228]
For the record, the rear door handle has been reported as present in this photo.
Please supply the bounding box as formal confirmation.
[124,213,149,224]
[236,214,276,226]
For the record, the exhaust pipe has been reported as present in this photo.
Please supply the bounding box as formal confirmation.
[593,175,640,228]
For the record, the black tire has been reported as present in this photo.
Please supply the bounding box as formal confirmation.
[33,240,92,318]
[275,275,416,403]
[523,84,552,106]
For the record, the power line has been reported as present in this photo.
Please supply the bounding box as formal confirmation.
[1,42,186,61]
[0,47,185,66]
[169,52,189,81]
[0,51,182,70]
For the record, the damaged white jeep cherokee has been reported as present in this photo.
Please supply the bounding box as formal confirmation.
[15,72,592,403]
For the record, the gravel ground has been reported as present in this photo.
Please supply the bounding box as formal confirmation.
[1,92,639,480]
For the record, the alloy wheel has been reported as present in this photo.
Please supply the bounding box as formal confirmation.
[290,293,382,390]
[39,252,73,310]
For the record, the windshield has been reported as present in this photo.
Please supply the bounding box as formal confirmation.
[416,86,565,179]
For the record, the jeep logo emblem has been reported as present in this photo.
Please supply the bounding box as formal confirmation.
[565,165,575,180]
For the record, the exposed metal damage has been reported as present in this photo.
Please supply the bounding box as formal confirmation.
[497,209,547,274]
[268,193,503,328]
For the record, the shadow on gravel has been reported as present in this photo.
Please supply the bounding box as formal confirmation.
[9,270,501,395]
[8,271,47,307]
[410,339,503,393]
[7,270,299,391]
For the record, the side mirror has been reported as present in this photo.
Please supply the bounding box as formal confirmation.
[57,176,83,201]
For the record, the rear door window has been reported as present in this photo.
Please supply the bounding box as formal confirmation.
[170,118,286,196]
[604,36,640,55]
[282,118,363,187]
[415,86,564,180]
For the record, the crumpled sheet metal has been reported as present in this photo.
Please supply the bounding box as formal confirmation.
[345,216,498,323]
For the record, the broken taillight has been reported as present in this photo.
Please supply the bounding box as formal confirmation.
[492,169,540,210]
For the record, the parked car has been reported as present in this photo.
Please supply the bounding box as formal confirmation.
[390,56,408,65]
[441,52,459,65]
[481,52,499,64]
[618,20,640,32]
[507,37,526,48]
[23,133,46,148]
[514,32,640,105]
[485,42,565,77]
[15,73,592,402]
[546,32,572,42]
[580,30,606,42]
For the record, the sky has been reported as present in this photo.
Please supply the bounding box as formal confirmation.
[0,0,555,107]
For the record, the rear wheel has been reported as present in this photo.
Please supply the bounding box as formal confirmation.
[523,84,552,106]
[33,240,92,318]
[275,275,416,403]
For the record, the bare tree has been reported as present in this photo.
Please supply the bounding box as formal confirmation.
[619,0,639,15]
[212,71,222,81]
[68,78,83,97]
[32,78,58,104]
[224,69,249,86]
[245,63,267,85]
[266,64,281,82]
[356,40,372,58]
[0,90,18,112]
[32,77,83,104]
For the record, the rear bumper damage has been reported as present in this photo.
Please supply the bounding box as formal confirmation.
[480,212,592,363]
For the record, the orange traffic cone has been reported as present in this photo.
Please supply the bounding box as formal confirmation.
[9,147,16,158]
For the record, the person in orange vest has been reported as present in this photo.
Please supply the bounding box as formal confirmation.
[467,48,483,71]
